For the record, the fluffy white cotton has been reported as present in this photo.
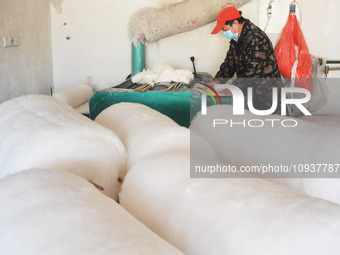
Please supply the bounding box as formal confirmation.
[95,103,190,167]
[120,152,340,255]
[131,70,157,86]
[190,130,219,161]
[269,178,340,206]
[0,169,183,255]
[172,69,195,84]
[156,65,177,83]
[131,64,194,85]
[190,105,340,204]
[0,95,127,200]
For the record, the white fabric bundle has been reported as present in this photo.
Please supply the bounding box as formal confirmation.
[0,169,183,255]
[190,105,340,204]
[0,95,127,200]
[131,64,194,85]
[132,70,158,86]
[53,83,94,109]
[120,152,340,255]
[95,102,190,167]
[129,0,250,43]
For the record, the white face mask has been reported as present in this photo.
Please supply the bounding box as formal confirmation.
[223,30,238,39]
[223,22,238,40]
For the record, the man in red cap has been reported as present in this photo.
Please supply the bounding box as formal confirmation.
[211,7,282,113]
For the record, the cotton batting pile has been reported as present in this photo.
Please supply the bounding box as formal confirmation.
[96,102,340,255]
[1,95,340,255]
[131,64,194,86]
[0,169,183,255]
[0,95,127,200]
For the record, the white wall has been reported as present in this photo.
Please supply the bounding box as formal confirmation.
[0,0,53,103]
[50,0,258,91]
[258,0,340,60]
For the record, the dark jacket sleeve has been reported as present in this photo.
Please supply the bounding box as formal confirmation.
[242,34,274,78]
[231,35,263,91]
[215,43,236,79]
[233,32,280,91]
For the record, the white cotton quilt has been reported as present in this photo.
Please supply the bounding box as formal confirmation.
[0,169,183,255]
[95,102,190,167]
[120,152,340,255]
[0,95,127,200]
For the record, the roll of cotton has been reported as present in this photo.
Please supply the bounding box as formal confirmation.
[53,83,94,108]
[190,105,340,204]
[119,152,340,255]
[95,103,190,167]
[0,95,127,200]
[269,178,340,206]
[0,169,183,255]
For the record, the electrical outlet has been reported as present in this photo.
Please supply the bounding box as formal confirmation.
[3,37,12,48]
[3,36,19,48]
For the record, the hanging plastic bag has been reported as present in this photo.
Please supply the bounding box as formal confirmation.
[274,14,312,91]
[281,56,328,116]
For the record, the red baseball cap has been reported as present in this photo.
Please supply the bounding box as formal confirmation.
[211,7,242,34]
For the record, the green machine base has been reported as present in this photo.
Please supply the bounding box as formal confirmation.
[89,89,231,128]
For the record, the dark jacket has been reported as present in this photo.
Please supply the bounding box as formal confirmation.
[215,19,281,79]
[215,19,282,113]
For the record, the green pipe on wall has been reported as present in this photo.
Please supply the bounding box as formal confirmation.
[131,41,145,76]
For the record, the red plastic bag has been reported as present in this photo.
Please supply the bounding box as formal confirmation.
[275,15,312,92]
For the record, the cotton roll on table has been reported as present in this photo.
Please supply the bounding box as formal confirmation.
[53,83,94,114]
[90,89,197,128]
[95,102,191,168]
[0,95,127,200]
[119,152,340,255]
[0,169,183,255]
[190,105,340,204]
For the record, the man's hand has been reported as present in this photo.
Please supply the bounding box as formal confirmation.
[219,88,232,96]
[206,80,220,88]
[206,81,232,96]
